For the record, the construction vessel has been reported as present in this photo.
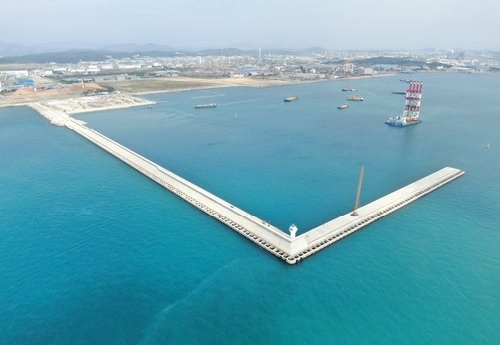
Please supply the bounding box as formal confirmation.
[195,103,217,109]
[346,95,363,101]
[386,80,423,127]
[342,86,356,91]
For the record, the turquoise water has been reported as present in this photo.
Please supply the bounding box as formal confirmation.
[1,73,499,344]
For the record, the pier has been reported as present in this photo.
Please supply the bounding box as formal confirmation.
[33,103,464,264]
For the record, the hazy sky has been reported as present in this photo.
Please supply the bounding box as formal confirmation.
[2,0,499,50]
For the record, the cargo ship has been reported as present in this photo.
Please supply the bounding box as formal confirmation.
[346,95,363,101]
[194,103,217,109]
[337,104,349,109]
[284,96,298,102]
[385,81,422,127]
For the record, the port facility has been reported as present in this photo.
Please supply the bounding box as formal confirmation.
[33,103,464,264]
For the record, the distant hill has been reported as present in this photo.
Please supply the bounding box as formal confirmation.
[0,42,334,64]
[0,42,35,57]
[0,50,115,64]
[329,56,453,69]
[0,41,105,57]
[0,42,172,58]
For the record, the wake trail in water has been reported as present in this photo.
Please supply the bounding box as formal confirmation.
[217,97,269,107]
[191,92,226,99]
[139,259,240,345]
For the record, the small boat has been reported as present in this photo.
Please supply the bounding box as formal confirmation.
[342,86,355,91]
[346,95,363,101]
[194,103,217,109]
[284,96,298,102]
[337,104,349,109]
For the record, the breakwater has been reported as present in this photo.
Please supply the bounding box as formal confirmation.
[64,118,295,261]
[288,167,464,262]
[34,103,464,264]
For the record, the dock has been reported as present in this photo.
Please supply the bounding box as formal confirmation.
[34,103,464,264]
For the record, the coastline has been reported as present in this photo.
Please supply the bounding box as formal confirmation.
[0,73,395,114]
[36,94,155,115]
[130,73,396,96]
[21,94,154,126]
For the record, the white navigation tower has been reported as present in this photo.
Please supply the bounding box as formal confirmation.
[289,224,298,240]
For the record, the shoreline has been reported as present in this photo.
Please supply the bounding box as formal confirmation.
[0,73,395,113]
[130,73,396,96]
[39,94,155,115]
[23,94,155,125]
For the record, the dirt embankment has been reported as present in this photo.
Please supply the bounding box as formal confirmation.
[99,76,290,95]
[0,83,105,106]
[1,76,299,107]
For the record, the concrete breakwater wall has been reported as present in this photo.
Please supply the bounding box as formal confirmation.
[29,102,69,126]
[66,116,464,264]
[32,103,464,264]
[288,167,465,262]
[64,119,296,262]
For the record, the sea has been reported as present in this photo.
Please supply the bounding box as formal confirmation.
[1,72,499,345]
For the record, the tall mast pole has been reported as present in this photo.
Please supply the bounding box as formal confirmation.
[351,166,364,216]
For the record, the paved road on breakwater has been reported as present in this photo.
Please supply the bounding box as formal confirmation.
[33,104,464,264]
[64,119,296,261]
[289,167,464,262]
